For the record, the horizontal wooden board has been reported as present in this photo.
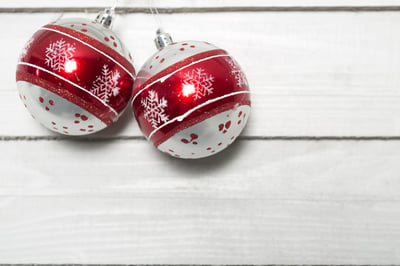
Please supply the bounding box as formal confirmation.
[3,12,400,137]
[3,1,400,265]
[0,140,399,264]
[3,0,400,8]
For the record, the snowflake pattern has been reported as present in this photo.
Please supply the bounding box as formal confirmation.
[91,65,121,104]
[141,90,169,128]
[19,37,34,61]
[183,68,214,100]
[45,39,76,72]
[226,57,248,88]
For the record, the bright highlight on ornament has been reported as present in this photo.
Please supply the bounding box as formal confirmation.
[132,32,251,159]
[64,59,77,73]
[182,84,196,97]
[16,9,136,136]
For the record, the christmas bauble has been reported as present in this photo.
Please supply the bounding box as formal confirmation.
[132,37,250,159]
[16,15,135,135]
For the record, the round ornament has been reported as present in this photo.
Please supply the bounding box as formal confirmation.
[132,31,251,159]
[16,9,135,135]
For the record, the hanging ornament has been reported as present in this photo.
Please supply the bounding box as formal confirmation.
[16,7,135,135]
[132,30,251,159]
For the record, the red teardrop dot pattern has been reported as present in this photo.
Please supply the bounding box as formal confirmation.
[157,105,250,159]
[18,85,107,135]
[17,16,135,136]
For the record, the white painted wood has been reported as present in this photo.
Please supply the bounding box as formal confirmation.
[0,140,399,264]
[2,1,400,264]
[3,12,400,137]
[2,0,400,8]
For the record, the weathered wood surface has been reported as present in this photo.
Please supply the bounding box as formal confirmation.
[1,1,400,264]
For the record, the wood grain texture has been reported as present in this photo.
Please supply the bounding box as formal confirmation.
[3,12,400,137]
[3,0,400,8]
[0,140,400,264]
[2,1,400,264]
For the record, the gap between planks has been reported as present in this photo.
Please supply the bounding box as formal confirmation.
[2,6,400,13]
[0,264,398,266]
[0,264,395,266]
[2,136,400,141]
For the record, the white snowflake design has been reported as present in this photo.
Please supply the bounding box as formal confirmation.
[45,39,76,72]
[19,37,34,61]
[141,90,169,128]
[91,65,121,104]
[183,68,214,100]
[226,57,248,88]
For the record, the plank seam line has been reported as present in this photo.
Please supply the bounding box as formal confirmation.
[2,6,400,13]
[0,264,397,266]
[2,136,400,141]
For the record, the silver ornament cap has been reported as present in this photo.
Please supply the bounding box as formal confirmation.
[95,8,115,28]
[154,28,173,49]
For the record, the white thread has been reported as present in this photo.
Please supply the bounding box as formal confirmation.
[111,0,118,11]
[148,91,250,140]
[149,0,162,30]
[18,61,118,116]
[39,27,134,79]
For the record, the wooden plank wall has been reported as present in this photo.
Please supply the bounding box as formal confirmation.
[1,0,400,264]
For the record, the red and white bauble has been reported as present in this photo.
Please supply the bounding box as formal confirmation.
[132,35,251,159]
[16,14,135,135]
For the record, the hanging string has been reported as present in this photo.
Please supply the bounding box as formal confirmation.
[54,12,64,22]
[149,0,163,33]
[111,0,118,12]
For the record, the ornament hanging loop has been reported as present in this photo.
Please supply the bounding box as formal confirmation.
[95,8,115,28]
[154,28,173,49]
